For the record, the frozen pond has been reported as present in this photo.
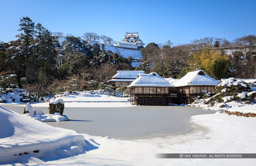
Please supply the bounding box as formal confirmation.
[1,105,215,139]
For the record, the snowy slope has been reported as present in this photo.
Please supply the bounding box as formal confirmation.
[0,106,96,164]
[91,42,143,67]
[104,44,142,59]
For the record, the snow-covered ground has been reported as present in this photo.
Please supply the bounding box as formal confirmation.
[192,100,256,114]
[0,106,95,164]
[33,91,131,108]
[0,89,27,104]
[3,110,256,166]
[56,91,129,102]
[0,90,132,108]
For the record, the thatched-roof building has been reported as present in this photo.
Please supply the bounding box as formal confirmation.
[173,70,219,103]
[108,70,144,88]
[128,72,176,105]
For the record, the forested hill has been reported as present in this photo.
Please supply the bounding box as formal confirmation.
[0,17,133,90]
[0,16,256,96]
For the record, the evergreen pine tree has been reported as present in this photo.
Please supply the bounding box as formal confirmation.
[16,17,36,83]
[35,23,57,89]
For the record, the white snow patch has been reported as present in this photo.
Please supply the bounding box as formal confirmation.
[237,92,247,99]
[0,107,94,164]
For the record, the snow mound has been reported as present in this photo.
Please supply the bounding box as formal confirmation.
[0,106,96,164]
[24,103,36,116]
[191,78,256,114]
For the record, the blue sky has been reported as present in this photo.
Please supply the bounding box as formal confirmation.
[1,0,256,45]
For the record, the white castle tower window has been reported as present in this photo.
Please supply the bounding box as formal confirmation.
[116,32,145,49]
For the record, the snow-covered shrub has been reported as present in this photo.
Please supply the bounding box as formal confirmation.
[104,84,114,95]
[201,78,255,106]
[114,85,130,97]
[87,80,98,90]
[70,78,80,91]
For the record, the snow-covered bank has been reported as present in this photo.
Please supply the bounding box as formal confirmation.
[0,90,132,108]
[31,102,133,108]
[56,91,129,102]
[0,101,133,108]
[37,91,131,107]
[0,107,96,164]
[191,78,256,115]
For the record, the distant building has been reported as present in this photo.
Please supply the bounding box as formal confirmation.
[108,70,145,88]
[116,32,145,49]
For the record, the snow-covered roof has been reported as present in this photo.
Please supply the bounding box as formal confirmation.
[112,70,144,79]
[165,77,177,85]
[108,78,135,82]
[128,73,173,87]
[173,70,219,87]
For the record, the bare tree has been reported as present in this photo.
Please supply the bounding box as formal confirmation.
[235,35,256,46]
[101,35,108,44]
[106,37,114,45]
[191,37,232,49]
[92,34,100,42]
[53,32,64,38]
[83,33,99,43]
[167,40,173,47]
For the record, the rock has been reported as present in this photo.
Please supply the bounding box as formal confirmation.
[219,104,226,108]
[49,98,64,115]
[244,101,251,104]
